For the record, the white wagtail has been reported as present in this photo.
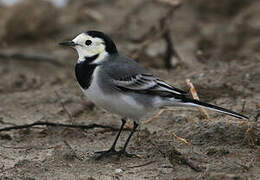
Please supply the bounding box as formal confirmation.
[59,31,248,159]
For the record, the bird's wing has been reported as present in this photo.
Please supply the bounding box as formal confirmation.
[113,73,186,97]
[102,54,186,97]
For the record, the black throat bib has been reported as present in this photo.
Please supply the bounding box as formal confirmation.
[75,55,99,89]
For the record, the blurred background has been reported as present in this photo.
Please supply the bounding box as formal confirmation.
[0,0,259,179]
[0,0,259,120]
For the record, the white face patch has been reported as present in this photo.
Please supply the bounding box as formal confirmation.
[72,33,108,64]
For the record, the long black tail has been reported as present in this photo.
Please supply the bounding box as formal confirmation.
[180,97,248,119]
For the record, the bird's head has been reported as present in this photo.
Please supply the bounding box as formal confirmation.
[59,31,117,63]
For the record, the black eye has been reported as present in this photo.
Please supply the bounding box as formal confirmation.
[85,40,92,46]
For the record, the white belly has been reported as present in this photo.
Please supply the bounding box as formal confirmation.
[82,68,146,120]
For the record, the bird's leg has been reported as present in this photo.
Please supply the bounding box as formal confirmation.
[118,121,139,157]
[109,118,126,151]
[95,118,126,159]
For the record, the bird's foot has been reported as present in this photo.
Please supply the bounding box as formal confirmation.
[95,148,117,160]
[95,148,138,160]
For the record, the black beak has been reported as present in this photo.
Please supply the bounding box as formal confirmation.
[59,41,76,47]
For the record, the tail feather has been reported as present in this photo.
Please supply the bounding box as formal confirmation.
[181,97,248,119]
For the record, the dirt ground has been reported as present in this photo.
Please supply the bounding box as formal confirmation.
[0,0,259,179]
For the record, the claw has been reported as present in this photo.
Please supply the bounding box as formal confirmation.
[95,148,138,160]
[95,148,117,160]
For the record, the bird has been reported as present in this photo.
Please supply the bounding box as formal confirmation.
[59,30,248,159]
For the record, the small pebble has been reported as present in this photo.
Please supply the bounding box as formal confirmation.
[115,168,123,174]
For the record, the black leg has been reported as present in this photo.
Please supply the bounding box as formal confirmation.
[95,118,126,160]
[110,118,126,150]
[118,121,139,157]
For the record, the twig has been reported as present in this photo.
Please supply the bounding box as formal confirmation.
[0,144,55,150]
[160,1,183,69]
[172,132,192,146]
[0,121,130,132]
[143,109,166,125]
[186,79,210,120]
[150,140,202,172]
[163,28,173,69]
[163,28,183,68]
[0,51,64,67]
[163,29,173,69]
[241,99,246,113]
[168,147,202,172]
[242,122,255,145]
[126,160,156,169]
[131,2,181,62]
[0,119,16,126]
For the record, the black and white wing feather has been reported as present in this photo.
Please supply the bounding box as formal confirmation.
[113,73,186,98]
